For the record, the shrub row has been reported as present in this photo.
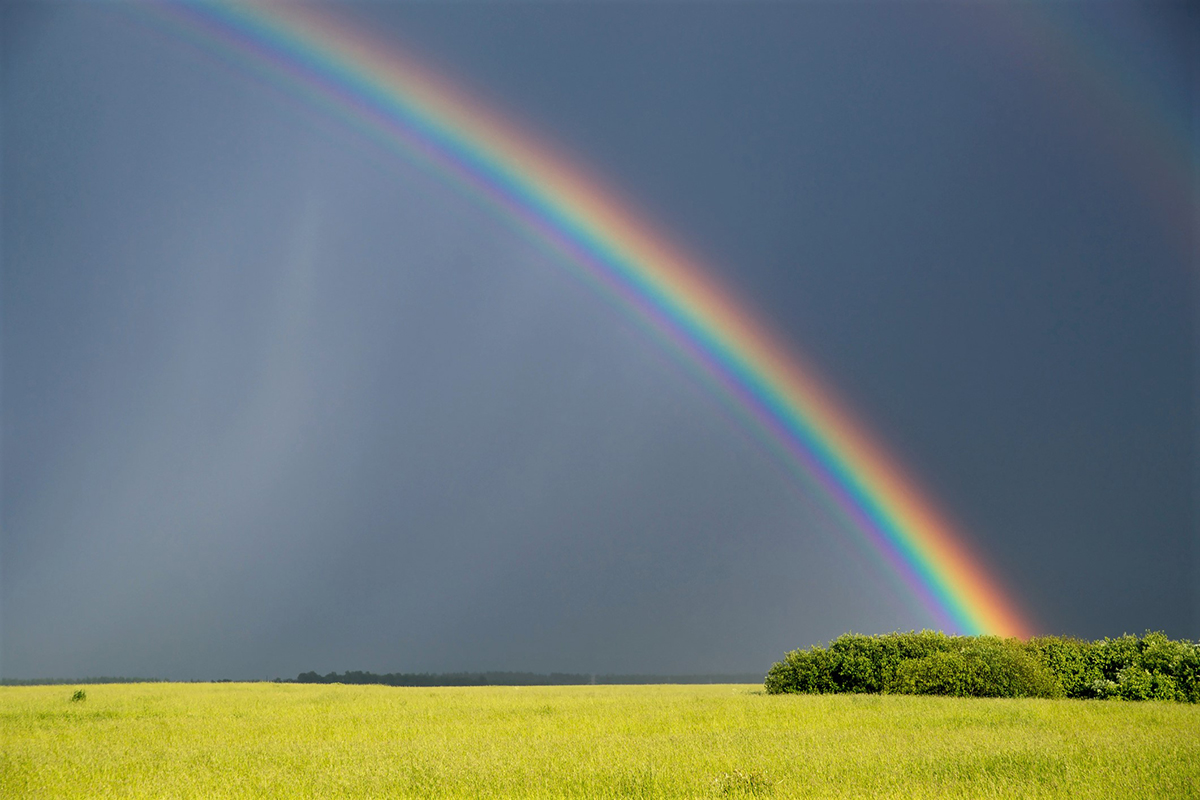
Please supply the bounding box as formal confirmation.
[764,631,1200,702]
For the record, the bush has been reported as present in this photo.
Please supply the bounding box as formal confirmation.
[1177,645,1200,703]
[766,631,1195,702]
[891,650,969,696]
[1023,636,1099,698]
[764,645,839,694]
[961,640,1061,698]
[1095,635,1142,682]
[886,641,1060,698]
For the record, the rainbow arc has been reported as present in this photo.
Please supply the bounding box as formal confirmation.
[151,0,1035,638]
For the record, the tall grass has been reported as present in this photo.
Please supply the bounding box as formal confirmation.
[3,682,1198,797]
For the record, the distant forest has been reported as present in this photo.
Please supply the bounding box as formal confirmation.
[0,677,162,686]
[2,672,765,687]
[293,671,765,687]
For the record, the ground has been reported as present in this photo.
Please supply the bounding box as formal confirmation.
[3,682,1197,797]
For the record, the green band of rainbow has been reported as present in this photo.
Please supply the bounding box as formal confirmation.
[147,0,1034,638]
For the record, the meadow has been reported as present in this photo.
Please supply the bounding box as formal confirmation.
[3,682,1198,798]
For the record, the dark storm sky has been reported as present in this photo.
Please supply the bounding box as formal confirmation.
[1,1,1195,680]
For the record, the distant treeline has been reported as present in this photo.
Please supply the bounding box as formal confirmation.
[293,671,764,687]
[1,677,162,686]
[766,631,1200,702]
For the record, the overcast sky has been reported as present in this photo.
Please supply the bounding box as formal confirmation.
[2,0,1195,680]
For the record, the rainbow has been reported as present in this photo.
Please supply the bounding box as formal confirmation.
[143,1,1034,638]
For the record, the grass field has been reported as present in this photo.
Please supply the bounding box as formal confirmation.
[3,682,1198,798]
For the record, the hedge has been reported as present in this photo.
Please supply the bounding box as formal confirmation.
[765,631,1199,702]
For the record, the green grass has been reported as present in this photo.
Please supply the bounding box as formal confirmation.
[3,683,1198,797]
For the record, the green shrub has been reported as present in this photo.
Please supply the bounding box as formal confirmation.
[891,650,969,696]
[828,633,890,693]
[1024,636,1099,698]
[1116,666,1153,700]
[960,640,1061,698]
[1095,635,1142,682]
[886,642,1060,699]
[767,631,1196,702]
[1177,645,1200,703]
[893,629,955,660]
[1140,632,1185,675]
[764,646,839,694]
[1150,673,1179,702]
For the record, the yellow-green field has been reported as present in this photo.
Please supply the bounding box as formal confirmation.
[3,682,1198,798]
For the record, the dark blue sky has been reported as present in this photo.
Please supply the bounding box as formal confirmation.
[2,1,1195,680]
